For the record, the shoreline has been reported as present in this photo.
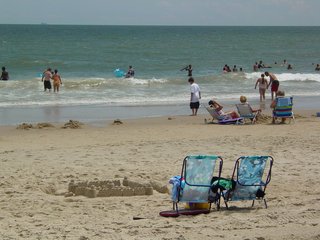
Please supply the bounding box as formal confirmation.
[0,95,319,127]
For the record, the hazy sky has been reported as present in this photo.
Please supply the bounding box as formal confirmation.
[1,0,319,26]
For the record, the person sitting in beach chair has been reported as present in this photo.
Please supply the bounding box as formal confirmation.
[270,91,295,124]
[209,99,240,119]
[206,99,242,124]
[236,96,261,124]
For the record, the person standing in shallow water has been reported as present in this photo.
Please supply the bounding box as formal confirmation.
[255,74,268,102]
[0,66,9,80]
[52,69,62,93]
[265,71,279,100]
[125,66,135,78]
[41,68,52,92]
[188,77,201,116]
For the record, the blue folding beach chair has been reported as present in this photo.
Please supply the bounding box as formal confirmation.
[222,156,274,209]
[160,155,223,217]
[273,96,295,123]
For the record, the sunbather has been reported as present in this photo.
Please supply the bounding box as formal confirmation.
[208,99,240,119]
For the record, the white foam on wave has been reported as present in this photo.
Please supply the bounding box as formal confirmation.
[245,72,320,82]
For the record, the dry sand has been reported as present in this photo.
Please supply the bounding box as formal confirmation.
[0,111,320,240]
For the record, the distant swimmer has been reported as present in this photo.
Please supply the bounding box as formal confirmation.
[253,62,259,71]
[287,64,293,70]
[258,61,264,69]
[52,69,62,93]
[232,65,238,72]
[0,66,9,80]
[41,68,52,92]
[282,59,287,66]
[315,64,320,71]
[223,64,231,73]
[265,71,279,100]
[125,65,135,78]
[181,64,192,76]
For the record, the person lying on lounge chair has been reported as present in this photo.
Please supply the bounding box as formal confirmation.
[208,99,240,119]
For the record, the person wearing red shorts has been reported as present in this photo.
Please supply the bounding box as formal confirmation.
[265,71,279,100]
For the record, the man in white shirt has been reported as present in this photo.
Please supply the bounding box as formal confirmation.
[188,77,201,116]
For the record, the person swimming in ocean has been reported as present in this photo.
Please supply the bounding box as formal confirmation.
[125,66,135,78]
[0,66,9,80]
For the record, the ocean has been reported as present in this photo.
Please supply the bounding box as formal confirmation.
[0,25,319,125]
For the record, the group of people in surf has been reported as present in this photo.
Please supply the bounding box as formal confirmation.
[255,71,280,102]
[223,64,243,73]
[41,68,62,93]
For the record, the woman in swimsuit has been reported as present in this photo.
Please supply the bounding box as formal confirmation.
[255,74,268,102]
[52,69,62,93]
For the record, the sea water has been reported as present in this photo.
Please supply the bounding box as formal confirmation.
[0,25,319,125]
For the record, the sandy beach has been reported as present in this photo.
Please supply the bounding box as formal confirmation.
[1,109,320,240]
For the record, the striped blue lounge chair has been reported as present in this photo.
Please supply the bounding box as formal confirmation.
[273,96,295,123]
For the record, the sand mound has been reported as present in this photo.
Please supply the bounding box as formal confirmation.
[35,122,54,128]
[16,122,55,129]
[256,113,273,124]
[66,177,168,198]
[62,120,83,129]
[16,123,33,130]
[112,119,123,125]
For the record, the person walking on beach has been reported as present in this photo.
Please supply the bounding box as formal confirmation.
[255,73,268,102]
[188,77,201,116]
[0,66,9,80]
[265,71,279,100]
[52,69,62,93]
[42,68,52,92]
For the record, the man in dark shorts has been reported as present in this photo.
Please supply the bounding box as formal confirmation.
[188,77,201,116]
[41,68,52,92]
[265,71,279,100]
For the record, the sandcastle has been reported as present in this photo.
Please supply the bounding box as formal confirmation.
[67,177,168,198]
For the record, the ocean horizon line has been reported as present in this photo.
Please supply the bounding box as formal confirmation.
[0,23,319,27]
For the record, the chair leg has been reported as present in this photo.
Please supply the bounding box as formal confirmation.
[224,200,229,209]
[264,199,268,209]
[173,202,178,211]
[216,195,221,211]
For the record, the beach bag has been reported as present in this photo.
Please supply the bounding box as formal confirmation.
[210,177,236,192]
